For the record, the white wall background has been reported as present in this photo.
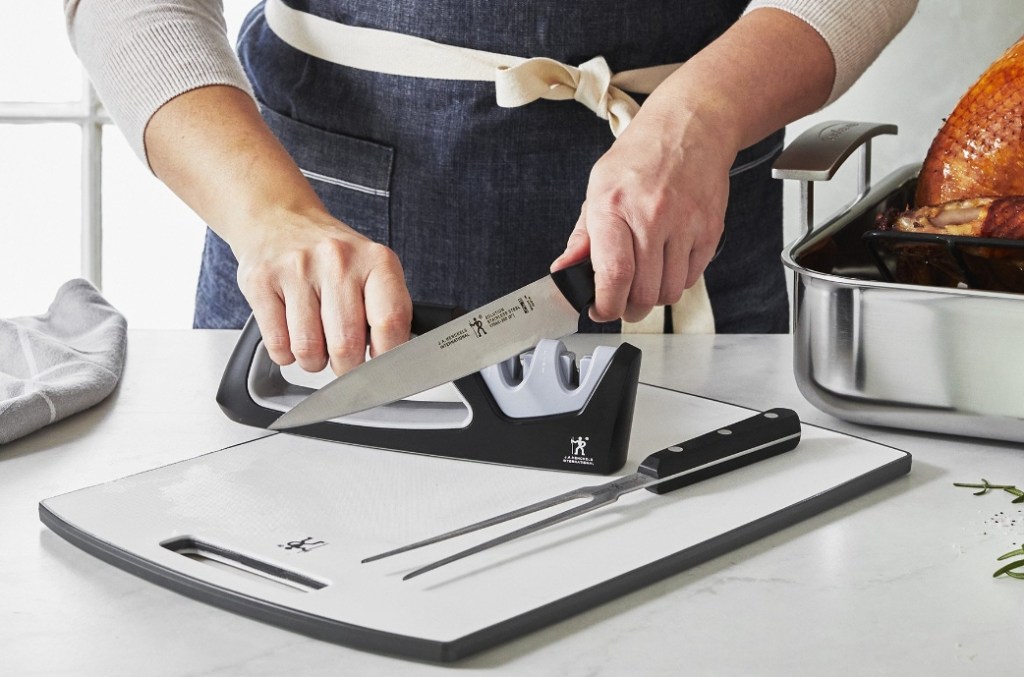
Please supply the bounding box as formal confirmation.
[1,1,1022,328]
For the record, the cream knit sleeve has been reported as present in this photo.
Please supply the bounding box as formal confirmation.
[745,0,919,104]
[64,0,254,166]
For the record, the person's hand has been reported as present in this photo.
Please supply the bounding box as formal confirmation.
[551,107,735,323]
[144,85,414,376]
[234,209,412,375]
[550,7,839,325]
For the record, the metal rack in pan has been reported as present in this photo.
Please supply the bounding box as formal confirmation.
[863,229,1024,293]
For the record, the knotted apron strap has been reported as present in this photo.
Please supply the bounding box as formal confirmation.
[264,0,715,334]
[264,0,676,135]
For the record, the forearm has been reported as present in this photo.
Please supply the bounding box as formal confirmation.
[637,8,834,157]
[145,85,330,247]
[64,0,253,164]
[745,0,919,105]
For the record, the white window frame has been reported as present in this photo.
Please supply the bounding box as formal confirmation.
[0,78,108,288]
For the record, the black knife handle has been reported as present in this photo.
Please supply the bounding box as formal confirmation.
[550,259,596,313]
[639,408,801,495]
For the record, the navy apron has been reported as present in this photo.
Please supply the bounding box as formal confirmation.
[194,0,788,334]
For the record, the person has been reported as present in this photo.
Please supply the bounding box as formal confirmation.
[64,0,917,376]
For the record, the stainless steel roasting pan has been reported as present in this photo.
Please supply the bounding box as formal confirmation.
[775,120,1024,443]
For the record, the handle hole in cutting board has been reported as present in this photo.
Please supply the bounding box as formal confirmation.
[161,537,328,594]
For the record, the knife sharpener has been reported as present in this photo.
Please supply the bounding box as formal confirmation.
[217,313,641,474]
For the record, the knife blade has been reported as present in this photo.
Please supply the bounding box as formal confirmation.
[362,408,801,579]
[269,259,596,430]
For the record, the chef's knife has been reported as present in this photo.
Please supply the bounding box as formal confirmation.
[269,259,596,430]
[363,408,801,579]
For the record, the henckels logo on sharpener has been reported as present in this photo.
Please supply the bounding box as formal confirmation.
[563,435,594,467]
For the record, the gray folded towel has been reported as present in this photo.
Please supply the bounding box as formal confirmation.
[0,279,127,445]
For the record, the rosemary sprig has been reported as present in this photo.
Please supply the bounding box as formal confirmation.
[953,479,1024,503]
[954,479,1024,580]
[994,547,1024,580]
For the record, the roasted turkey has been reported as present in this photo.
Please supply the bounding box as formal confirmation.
[877,34,1024,290]
[883,32,1024,238]
[915,34,1024,209]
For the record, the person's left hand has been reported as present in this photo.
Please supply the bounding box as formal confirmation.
[550,106,736,324]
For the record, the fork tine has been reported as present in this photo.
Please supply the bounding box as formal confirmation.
[360,485,597,564]
[402,494,617,580]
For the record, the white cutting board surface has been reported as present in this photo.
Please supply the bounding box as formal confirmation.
[40,386,908,660]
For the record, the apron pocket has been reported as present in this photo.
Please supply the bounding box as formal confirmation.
[260,105,393,245]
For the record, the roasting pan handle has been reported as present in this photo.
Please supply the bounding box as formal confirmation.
[772,120,897,233]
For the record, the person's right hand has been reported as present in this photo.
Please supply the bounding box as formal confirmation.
[234,210,412,376]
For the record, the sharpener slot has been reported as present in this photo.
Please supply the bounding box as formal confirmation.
[161,537,328,593]
[247,341,474,429]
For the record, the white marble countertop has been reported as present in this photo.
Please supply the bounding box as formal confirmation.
[4,330,1022,676]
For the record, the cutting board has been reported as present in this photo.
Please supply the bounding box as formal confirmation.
[39,385,910,662]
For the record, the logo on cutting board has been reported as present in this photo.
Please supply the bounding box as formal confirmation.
[278,536,327,553]
[563,435,594,467]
